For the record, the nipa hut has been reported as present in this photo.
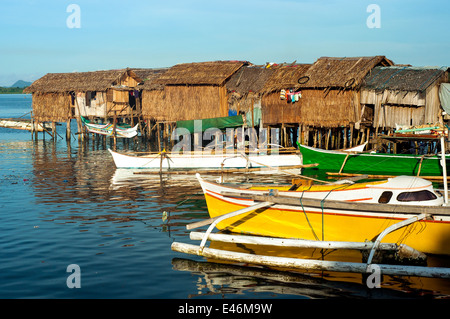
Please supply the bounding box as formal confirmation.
[141,60,248,122]
[259,63,311,147]
[295,56,394,149]
[24,69,143,139]
[361,66,449,130]
[226,65,275,126]
[140,61,248,150]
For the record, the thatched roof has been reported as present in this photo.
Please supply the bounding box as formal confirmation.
[362,66,448,92]
[261,64,312,93]
[152,60,248,86]
[24,69,142,93]
[132,68,168,82]
[297,56,393,89]
[226,66,275,94]
[133,68,169,90]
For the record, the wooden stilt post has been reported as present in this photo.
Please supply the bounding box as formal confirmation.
[157,122,161,152]
[343,127,347,149]
[349,124,354,148]
[51,122,56,140]
[326,129,331,150]
[113,111,117,150]
[66,119,71,141]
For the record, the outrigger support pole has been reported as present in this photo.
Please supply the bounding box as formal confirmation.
[440,133,448,205]
[366,213,428,265]
[199,201,274,250]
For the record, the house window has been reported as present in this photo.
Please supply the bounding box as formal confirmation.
[378,191,393,204]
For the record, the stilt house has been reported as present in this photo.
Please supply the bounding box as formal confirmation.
[260,63,311,127]
[361,66,449,130]
[24,69,143,125]
[140,60,248,123]
[295,56,394,149]
[226,65,275,127]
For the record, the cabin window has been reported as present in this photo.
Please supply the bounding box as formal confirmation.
[397,190,437,202]
[378,191,393,204]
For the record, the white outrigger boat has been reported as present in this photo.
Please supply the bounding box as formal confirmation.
[108,149,303,171]
[81,116,138,138]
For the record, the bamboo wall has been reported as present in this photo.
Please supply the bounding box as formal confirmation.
[262,89,361,128]
[363,85,444,129]
[300,89,361,128]
[424,83,444,124]
[117,73,139,87]
[141,85,228,122]
[261,93,301,125]
[32,92,72,122]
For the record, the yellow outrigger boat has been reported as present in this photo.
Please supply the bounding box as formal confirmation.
[195,174,450,256]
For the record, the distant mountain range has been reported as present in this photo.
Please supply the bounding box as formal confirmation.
[10,80,32,88]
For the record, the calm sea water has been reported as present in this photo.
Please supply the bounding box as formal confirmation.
[0,94,449,300]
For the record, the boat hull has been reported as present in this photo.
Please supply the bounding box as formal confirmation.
[299,144,450,176]
[81,117,138,138]
[197,177,450,256]
[108,149,301,170]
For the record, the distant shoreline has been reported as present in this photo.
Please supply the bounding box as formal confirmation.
[0,88,26,94]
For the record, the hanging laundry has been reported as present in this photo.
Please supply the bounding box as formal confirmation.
[280,89,286,100]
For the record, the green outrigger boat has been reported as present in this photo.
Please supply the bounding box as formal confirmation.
[298,143,450,176]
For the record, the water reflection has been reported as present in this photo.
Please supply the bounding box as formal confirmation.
[173,241,450,299]
[24,138,450,298]
[172,258,426,299]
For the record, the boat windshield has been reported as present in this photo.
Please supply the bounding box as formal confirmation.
[397,190,437,202]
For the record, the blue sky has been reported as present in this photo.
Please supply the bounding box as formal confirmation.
[0,0,448,86]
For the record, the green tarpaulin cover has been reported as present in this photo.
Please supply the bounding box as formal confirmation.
[176,115,244,134]
[440,83,450,114]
